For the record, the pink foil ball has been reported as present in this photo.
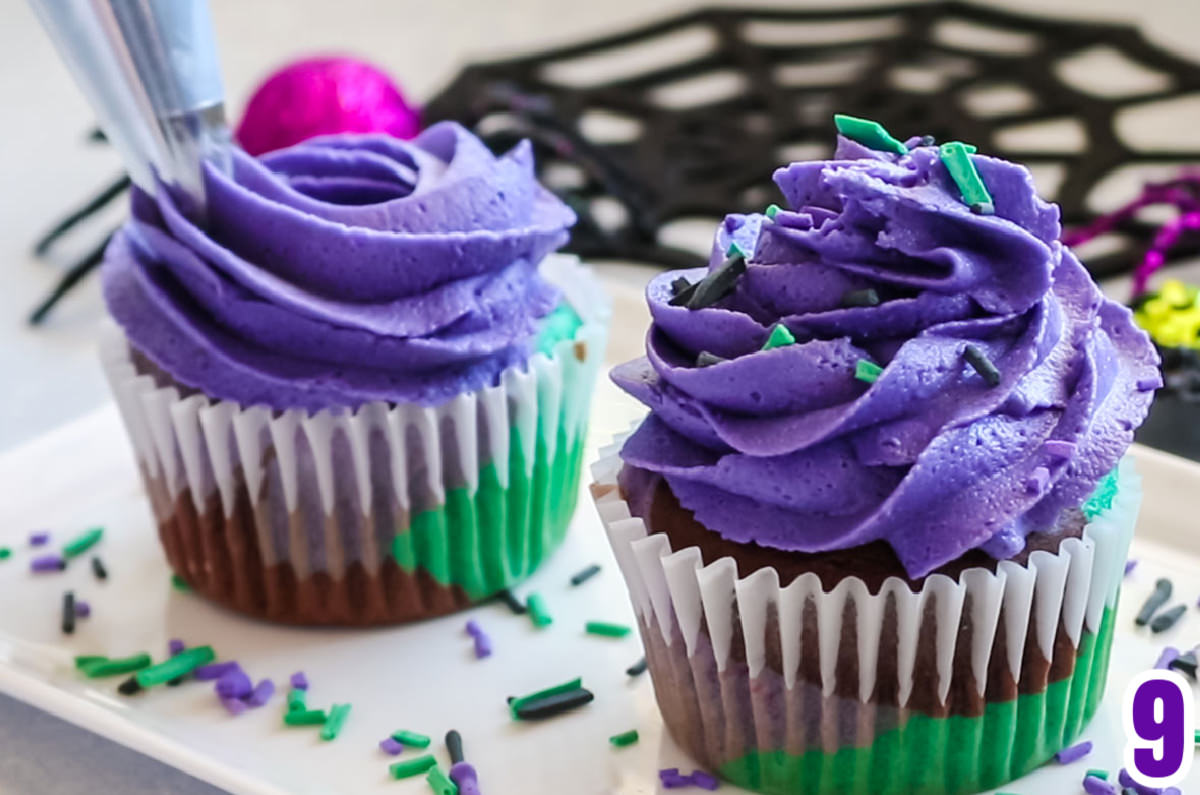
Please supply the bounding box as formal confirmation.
[236,56,420,156]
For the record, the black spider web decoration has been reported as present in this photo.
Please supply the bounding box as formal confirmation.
[424,1,1200,276]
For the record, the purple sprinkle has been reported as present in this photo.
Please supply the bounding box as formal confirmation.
[215,668,252,699]
[473,633,493,659]
[244,679,275,707]
[289,671,308,690]
[690,770,720,790]
[220,696,248,716]
[193,661,240,681]
[659,769,691,789]
[1154,646,1180,670]
[465,619,483,638]
[1082,774,1118,795]
[1055,740,1092,764]
[1125,559,1138,577]
[31,554,64,573]
[1025,466,1050,494]
[1120,768,1168,794]
[29,531,50,547]
[74,600,91,618]
[1043,440,1076,459]
[168,639,186,656]
[1137,376,1161,392]
[379,737,405,755]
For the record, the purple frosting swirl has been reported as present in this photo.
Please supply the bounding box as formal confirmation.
[102,122,574,409]
[614,135,1160,578]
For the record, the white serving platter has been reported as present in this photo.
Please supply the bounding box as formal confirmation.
[1,275,1198,794]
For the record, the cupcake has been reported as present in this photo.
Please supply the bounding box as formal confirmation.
[592,117,1158,794]
[100,122,608,625]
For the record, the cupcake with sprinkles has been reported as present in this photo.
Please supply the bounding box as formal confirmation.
[100,121,608,624]
[592,115,1158,795]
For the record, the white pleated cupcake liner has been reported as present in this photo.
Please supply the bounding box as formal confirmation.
[591,434,1138,709]
[100,254,609,587]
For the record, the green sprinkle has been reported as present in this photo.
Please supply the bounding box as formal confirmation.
[320,703,352,741]
[509,677,583,720]
[426,766,459,795]
[391,729,431,748]
[134,646,214,687]
[833,114,907,155]
[171,574,190,591]
[0,547,11,560]
[1085,769,1109,780]
[726,242,744,258]
[526,593,552,628]
[283,708,328,726]
[855,359,883,384]
[609,729,640,747]
[939,141,993,213]
[390,755,437,780]
[62,527,103,559]
[765,203,781,220]
[586,621,632,638]
[74,655,107,670]
[761,324,796,351]
[287,687,307,713]
[1195,729,1200,743]
[79,653,151,678]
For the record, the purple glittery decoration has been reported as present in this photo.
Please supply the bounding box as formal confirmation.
[245,679,275,707]
[1154,646,1180,670]
[29,531,49,547]
[168,639,186,656]
[193,661,240,681]
[689,770,719,790]
[74,600,91,618]
[379,737,405,755]
[1125,559,1138,577]
[215,668,252,699]
[220,696,248,717]
[473,634,493,659]
[1082,774,1118,795]
[465,619,483,637]
[1062,175,1200,296]
[289,671,308,690]
[1055,740,1092,764]
[30,554,64,573]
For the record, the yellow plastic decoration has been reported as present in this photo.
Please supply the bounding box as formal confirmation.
[1134,279,1200,349]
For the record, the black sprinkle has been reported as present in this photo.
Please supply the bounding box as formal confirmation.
[1150,604,1187,633]
[686,252,746,310]
[496,588,527,615]
[963,344,1002,387]
[919,135,936,147]
[569,564,601,587]
[969,201,995,216]
[117,676,142,696]
[57,559,67,571]
[513,687,594,720]
[668,277,697,307]
[1169,651,1197,679]
[626,657,648,677]
[91,556,108,581]
[1135,578,1173,626]
[61,591,76,635]
[840,288,880,308]
[446,729,465,765]
[695,351,726,367]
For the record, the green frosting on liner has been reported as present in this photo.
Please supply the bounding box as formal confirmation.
[717,605,1117,795]
[1082,468,1119,520]
[536,303,584,357]
[391,412,587,599]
